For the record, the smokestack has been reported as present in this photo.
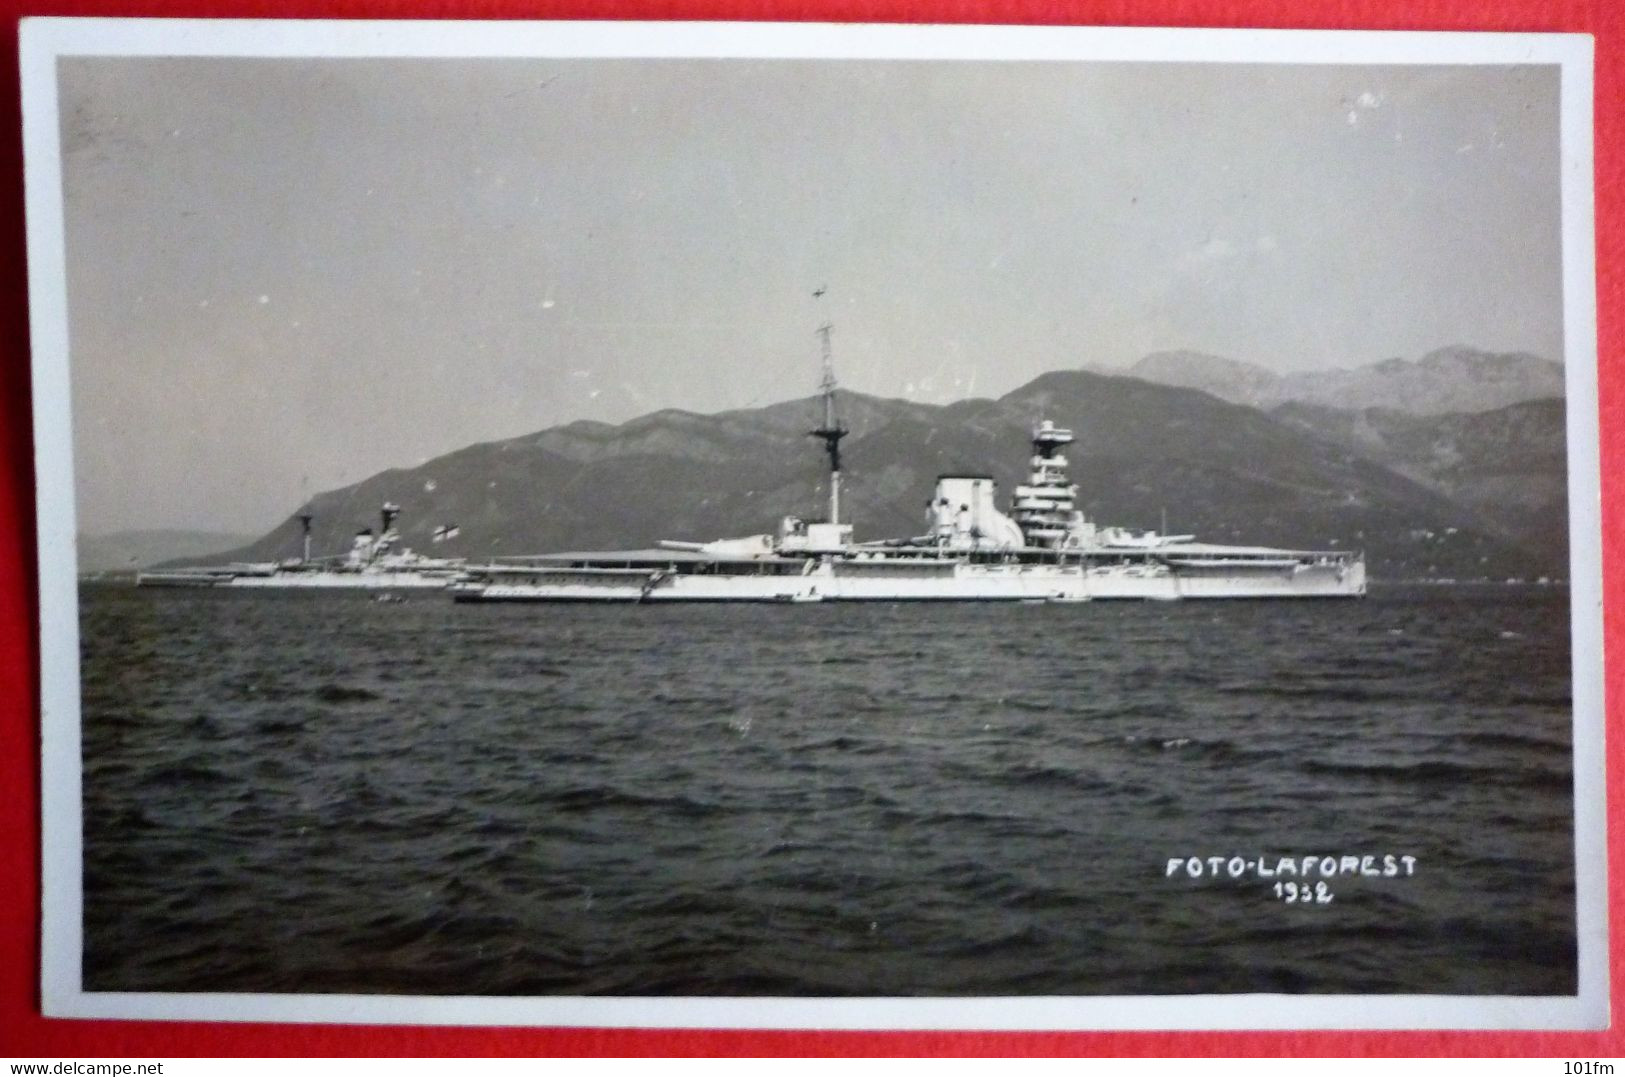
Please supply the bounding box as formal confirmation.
[298,513,314,563]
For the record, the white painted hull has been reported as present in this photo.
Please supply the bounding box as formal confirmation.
[455,557,1366,603]
[137,569,456,590]
[222,571,455,590]
[1086,559,1365,600]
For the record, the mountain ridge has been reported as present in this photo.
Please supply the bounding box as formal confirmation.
[163,366,1561,580]
[1102,345,1563,415]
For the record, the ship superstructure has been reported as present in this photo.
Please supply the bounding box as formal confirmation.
[1010,420,1081,548]
[451,329,1366,604]
[136,502,465,589]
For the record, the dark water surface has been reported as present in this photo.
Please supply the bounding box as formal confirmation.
[80,584,1576,996]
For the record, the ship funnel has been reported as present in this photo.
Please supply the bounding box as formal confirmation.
[298,513,314,563]
[380,502,401,535]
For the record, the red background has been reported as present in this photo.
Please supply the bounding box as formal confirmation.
[1,0,1618,1058]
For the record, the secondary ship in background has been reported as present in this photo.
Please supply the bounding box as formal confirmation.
[135,503,464,590]
[452,328,1366,603]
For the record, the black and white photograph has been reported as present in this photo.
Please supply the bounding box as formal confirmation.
[23,20,1605,1029]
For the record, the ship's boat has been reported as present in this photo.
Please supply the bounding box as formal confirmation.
[451,329,1366,604]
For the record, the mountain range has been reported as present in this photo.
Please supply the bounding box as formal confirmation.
[1110,346,1564,415]
[159,347,1570,582]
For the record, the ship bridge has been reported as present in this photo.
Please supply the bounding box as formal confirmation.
[1011,420,1086,548]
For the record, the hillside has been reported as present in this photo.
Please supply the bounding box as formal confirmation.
[1270,398,1568,574]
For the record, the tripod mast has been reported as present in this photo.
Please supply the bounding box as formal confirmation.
[808,321,848,524]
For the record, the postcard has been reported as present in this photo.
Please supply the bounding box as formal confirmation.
[22,18,1604,1029]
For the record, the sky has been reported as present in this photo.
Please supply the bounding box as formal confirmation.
[56,56,1564,534]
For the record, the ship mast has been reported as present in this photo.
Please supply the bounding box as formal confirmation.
[809,321,848,525]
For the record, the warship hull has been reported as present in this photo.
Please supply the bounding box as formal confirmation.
[452,556,1365,603]
[137,568,458,589]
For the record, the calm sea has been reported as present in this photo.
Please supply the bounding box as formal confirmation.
[79,583,1576,996]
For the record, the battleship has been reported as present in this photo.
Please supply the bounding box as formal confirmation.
[135,503,464,589]
[451,328,1366,603]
